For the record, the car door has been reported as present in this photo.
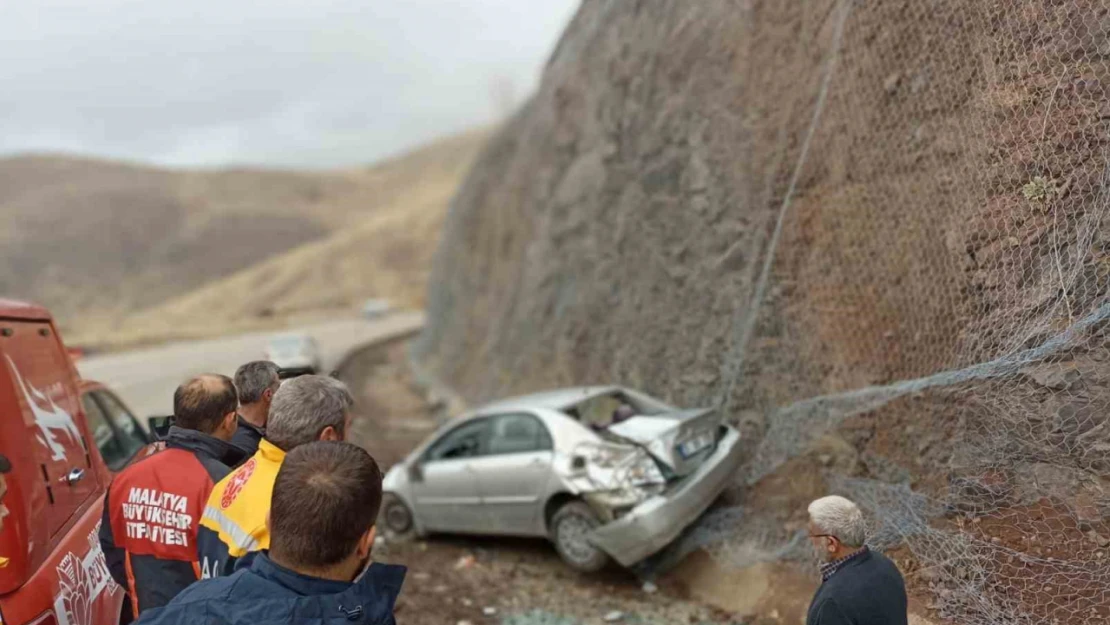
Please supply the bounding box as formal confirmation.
[410,418,491,533]
[2,320,100,540]
[467,413,554,536]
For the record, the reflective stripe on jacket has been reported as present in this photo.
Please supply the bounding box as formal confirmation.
[197,438,285,578]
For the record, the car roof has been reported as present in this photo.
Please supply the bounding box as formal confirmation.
[0,298,52,321]
[474,386,622,415]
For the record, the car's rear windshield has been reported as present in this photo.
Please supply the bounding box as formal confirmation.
[562,391,669,429]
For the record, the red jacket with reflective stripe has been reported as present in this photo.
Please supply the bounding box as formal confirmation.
[98,427,244,616]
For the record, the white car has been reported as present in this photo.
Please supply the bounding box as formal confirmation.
[361,299,392,319]
[380,386,744,572]
[264,334,322,376]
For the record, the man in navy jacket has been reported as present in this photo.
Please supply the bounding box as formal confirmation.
[136,441,405,625]
[806,495,907,625]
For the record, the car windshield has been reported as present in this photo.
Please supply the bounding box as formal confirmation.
[563,391,669,429]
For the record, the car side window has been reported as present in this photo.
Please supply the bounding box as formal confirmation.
[81,394,130,471]
[94,392,148,467]
[426,420,490,462]
[488,414,553,455]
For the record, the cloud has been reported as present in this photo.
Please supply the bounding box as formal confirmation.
[0,0,578,168]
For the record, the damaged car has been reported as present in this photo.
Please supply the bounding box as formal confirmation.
[380,386,744,572]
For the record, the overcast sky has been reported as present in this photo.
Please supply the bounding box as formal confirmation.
[1,0,579,168]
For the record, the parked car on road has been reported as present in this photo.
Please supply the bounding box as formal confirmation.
[0,299,153,625]
[381,386,744,572]
[361,298,392,319]
[263,333,321,376]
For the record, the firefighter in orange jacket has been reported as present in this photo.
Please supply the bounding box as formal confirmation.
[99,375,243,617]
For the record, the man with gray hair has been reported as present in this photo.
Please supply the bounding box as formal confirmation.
[229,361,280,458]
[196,375,355,579]
[806,495,907,625]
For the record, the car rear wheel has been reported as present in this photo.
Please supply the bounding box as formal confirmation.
[382,494,415,536]
[550,501,610,573]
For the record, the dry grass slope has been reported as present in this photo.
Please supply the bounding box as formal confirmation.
[0,129,488,346]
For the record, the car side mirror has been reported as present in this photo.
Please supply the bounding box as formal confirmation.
[147,415,174,441]
[409,462,425,483]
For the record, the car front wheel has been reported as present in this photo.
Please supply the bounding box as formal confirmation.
[381,494,416,537]
[550,501,611,573]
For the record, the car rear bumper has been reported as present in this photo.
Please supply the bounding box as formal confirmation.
[589,426,743,566]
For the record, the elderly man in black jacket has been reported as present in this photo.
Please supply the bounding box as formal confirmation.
[806,496,908,625]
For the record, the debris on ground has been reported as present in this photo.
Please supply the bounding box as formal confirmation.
[603,610,625,622]
[455,554,477,570]
[641,581,658,594]
[483,607,499,616]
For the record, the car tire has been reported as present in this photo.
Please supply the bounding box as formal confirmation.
[550,501,611,573]
[381,494,416,537]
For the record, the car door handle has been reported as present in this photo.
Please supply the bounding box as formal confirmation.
[60,468,86,486]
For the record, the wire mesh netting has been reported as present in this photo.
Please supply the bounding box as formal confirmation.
[420,1,1110,623]
[702,1,1110,623]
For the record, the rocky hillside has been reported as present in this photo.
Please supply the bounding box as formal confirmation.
[418,1,1110,623]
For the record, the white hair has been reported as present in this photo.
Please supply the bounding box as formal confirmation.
[808,495,867,547]
[266,375,354,451]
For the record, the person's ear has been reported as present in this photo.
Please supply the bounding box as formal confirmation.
[826,536,839,554]
[262,387,274,403]
[223,411,238,434]
[357,526,377,559]
[318,425,340,442]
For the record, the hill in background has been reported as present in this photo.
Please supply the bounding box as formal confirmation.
[0,129,488,347]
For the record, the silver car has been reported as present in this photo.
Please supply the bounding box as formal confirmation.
[264,333,322,375]
[381,386,744,572]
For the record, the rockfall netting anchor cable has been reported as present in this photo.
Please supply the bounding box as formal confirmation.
[716,0,854,419]
[749,297,1110,484]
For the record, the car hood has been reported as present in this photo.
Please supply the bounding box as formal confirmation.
[608,407,723,477]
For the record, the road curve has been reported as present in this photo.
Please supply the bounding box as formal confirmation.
[76,312,424,419]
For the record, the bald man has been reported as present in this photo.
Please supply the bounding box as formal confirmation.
[99,374,243,618]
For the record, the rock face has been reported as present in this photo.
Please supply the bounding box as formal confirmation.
[418,0,1110,410]
[419,1,1110,623]
[418,0,833,406]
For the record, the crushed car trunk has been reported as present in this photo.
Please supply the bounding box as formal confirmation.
[608,408,723,477]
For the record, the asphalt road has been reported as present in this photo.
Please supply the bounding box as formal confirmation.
[76,312,424,420]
